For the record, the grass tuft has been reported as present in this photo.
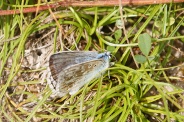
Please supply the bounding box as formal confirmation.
[0,1,184,121]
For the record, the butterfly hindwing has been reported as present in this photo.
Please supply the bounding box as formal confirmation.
[56,59,108,95]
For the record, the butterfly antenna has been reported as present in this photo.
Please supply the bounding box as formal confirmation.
[110,54,117,62]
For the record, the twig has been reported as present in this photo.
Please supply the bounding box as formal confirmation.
[0,0,183,16]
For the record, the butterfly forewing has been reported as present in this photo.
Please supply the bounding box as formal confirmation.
[49,51,99,81]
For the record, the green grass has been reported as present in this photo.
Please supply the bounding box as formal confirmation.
[0,1,184,122]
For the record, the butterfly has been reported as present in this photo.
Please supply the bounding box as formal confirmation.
[47,51,111,97]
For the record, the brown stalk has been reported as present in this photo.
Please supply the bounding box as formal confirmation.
[0,0,183,16]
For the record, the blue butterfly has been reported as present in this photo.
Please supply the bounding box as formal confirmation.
[48,51,110,97]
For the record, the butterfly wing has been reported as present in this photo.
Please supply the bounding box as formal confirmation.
[55,58,109,97]
[49,51,99,81]
[48,51,110,97]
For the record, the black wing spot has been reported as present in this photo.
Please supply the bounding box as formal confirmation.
[88,64,92,68]
[93,64,97,67]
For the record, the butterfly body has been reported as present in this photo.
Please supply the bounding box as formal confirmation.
[48,51,110,97]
